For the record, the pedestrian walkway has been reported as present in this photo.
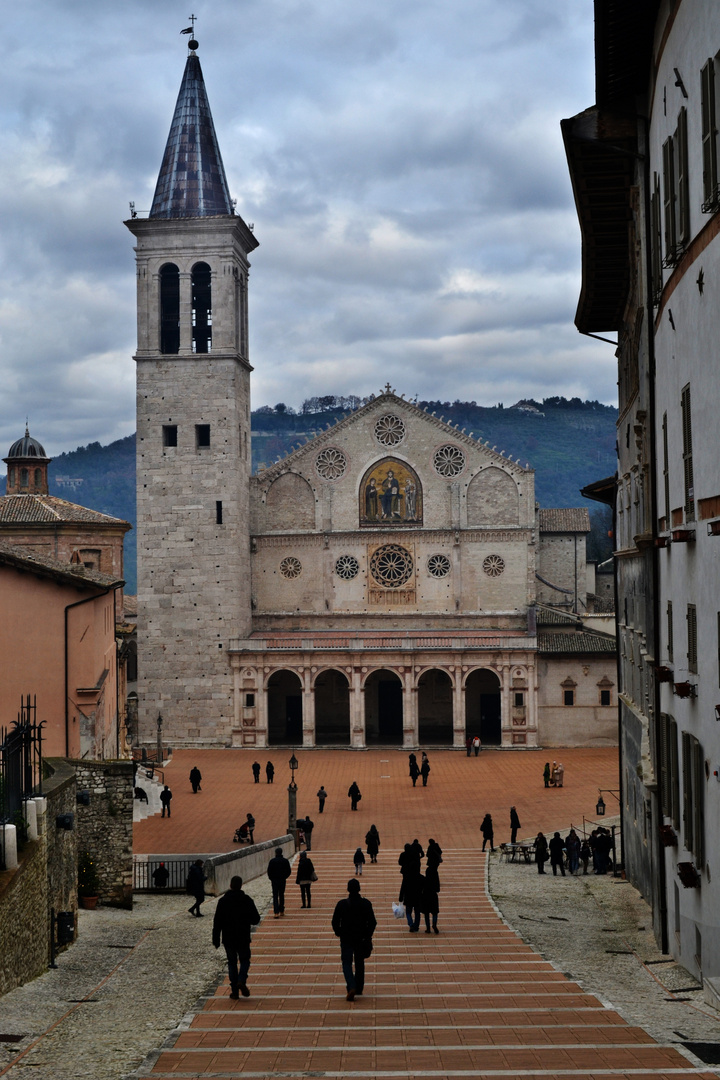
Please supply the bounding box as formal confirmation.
[134,850,714,1080]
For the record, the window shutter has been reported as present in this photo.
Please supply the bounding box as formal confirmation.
[663,137,677,260]
[667,600,673,663]
[662,413,670,524]
[682,731,693,853]
[670,718,680,829]
[681,384,694,519]
[687,604,697,674]
[692,739,705,868]
[659,714,670,815]
[701,59,718,205]
[676,108,689,245]
[651,174,662,299]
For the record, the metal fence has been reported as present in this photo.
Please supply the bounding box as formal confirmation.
[1,696,44,870]
[133,858,194,893]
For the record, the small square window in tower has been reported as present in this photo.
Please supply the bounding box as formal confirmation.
[162,424,177,448]
[196,424,210,449]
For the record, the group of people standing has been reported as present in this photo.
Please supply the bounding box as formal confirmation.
[251,760,275,783]
[543,761,564,787]
[532,827,613,875]
[398,838,443,934]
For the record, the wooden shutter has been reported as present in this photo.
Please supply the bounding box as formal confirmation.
[651,175,662,299]
[681,384,694,519]
[667,600,673,664]
[701,59,718,205]
[676,108,689,245]
[687,604,697,674]
[692,738,705,868]
[670,718,680,829]
[663,137,677,260]
[682,730,693,853]
[659,713,670,815]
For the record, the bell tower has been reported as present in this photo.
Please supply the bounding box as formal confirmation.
[126,35,258,747]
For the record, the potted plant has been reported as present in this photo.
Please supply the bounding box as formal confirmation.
[78,851,101,909]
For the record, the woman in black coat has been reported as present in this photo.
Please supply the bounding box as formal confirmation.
[534,832,549,874]
[366,825,380,863]
[296,851,315,908]
[480,814,495,853]
[421,864,440,933]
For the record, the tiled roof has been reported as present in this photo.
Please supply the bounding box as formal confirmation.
[0,539,122,589]
[538,630,616,654]
[539,508,591,533]
[537,608,579,626]
[123,594,138,618]
[0,494,130,527]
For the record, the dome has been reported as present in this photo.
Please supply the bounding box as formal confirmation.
[6,427,48,460]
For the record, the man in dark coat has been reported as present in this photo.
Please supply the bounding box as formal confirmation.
[152,862,170,888]
[212,875,260,998]
[420,758,430,787]
[189,766,202,793]
[331,878,377,1001]
[409,759,420,787]
[348,781,361,810]
[266,761,274,784]
[160,785,172,817]
[303,815,314,851]
[266,846,291,916]
[510,806,521,844]
[252,761,261,783]
[187,859,206,916]
[245,812,255,843]
[549,831,566,876]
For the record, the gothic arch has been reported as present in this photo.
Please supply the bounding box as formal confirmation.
[466,467,519,526]
[265,472,316,531]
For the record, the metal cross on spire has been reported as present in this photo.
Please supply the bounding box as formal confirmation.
[180,15,197,43]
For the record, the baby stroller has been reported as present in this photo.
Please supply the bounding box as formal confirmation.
[233,822,250,843]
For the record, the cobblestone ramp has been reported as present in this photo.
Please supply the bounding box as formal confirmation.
[135,851,714,1080]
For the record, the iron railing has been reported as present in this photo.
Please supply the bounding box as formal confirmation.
[1,696,44,870]
[133,858,194,892]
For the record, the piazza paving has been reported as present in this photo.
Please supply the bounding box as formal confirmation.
[131,748,716,1079]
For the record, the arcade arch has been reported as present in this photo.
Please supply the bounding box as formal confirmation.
[267,669,303,745]
[465,668,502,745]
[417,668,453,744]
[364,669,403,744]
[314,669,350,745]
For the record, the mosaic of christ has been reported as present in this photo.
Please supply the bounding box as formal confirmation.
[359,458,423,526]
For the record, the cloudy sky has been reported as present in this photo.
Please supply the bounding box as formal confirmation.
[0,0,610,459]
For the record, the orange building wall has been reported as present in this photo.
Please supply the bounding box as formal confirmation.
[0,565,119,758]
[0,525,126,608]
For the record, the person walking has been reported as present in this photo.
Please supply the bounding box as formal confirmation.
[408,751,417,774]
[534,832,548,874]
[187,859,206,916]
[509,806,521,845]
[160,785,172,818]
[401,868,423,932]
[480,813,495,852]
[303,815,314,851]
[245,812,255,844]
[409,758,420,787]
[549,831,566,876]
[152,862,170,888]
[420,757,431,787]
[466,736,472,756]
[252,761,261,783]
[189,766,202,793]
[212,875,260,999]
[472,735,481,756]
[348,781,361,811]
[331,878,377,1001]
[266,761,275,784]
[317,785,328,813]
[543,762,551,788]
[421,863,440,934]
[365,825,380,863]
[267,846,291,917]
[426,838,443,869]
[296,851,316,909]
[353,847,366,875]
[555,762,564,788]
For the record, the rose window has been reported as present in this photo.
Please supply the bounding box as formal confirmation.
[433,444,465,477]
[374,414,406,446]
[427,553,451,578]
[370,544,413,588]
[316,447,347,480]
[335,554,359,580]
[483,554,505,577]
[280,556,302,579]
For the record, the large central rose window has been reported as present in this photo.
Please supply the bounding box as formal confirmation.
[370,544,414,588]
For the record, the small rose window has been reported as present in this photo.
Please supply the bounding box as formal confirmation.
[374,414,406,446]
[483,554,505,577]
[427,553,451,578]
[280,556,302,579]
[316,447,347,480]
[335,554,359,580]
[433,444,465,477]
[370,544,413,588]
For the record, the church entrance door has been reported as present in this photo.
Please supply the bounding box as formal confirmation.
[364,670,403,744]
[267,670,303,745]
[465,668,502,746]
[314,669,350,745]
[418,669,453,744]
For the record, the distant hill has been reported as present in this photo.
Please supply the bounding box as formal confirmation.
[1,397,618,594]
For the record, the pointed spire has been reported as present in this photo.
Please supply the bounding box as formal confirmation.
[149,45,233,219]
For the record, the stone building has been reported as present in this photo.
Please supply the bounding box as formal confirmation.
[564,1,720,984]
[128,38,616,751]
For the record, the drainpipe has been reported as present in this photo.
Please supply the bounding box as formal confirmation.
[64,584,119,759]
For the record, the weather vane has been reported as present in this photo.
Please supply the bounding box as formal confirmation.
[181,15,198,48]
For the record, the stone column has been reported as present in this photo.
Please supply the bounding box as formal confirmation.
[350,669,365,748]
[500,660,512,747]
[526,657,538,747]
[257,671,269,748]
[452,669,465,748]
[403,671,418,748]
[302,668,315,748]
[179,271,193,353]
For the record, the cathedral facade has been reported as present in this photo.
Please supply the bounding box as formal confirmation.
[128,41,615,750]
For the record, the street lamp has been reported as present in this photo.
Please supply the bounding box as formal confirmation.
[287,752,299,839]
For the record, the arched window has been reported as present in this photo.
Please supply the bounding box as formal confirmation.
[20,468,28,487]
[191,262,212,353]
[8,467,15,487]
[34,468,41,487]
[159,263,180,354]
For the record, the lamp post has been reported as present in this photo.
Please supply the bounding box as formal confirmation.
[288,753,298,843]
[595,788,622,876]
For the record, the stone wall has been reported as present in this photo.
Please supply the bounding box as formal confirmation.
[74,759,133,907]
[45,760,79,930]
